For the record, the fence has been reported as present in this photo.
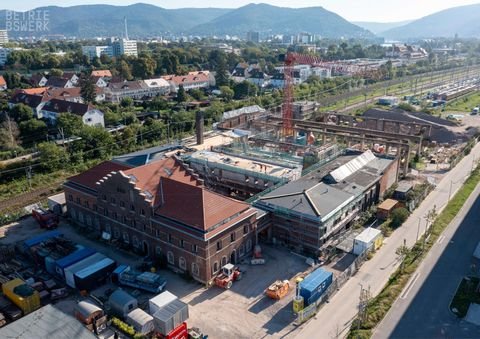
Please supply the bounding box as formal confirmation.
[295,249,369,325]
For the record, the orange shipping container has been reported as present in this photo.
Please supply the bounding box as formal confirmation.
[2,278,40,315]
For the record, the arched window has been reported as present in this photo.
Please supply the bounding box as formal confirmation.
[192,263,199,276]
[221,256,227,266]
[167,251,174,265]
[179,257,186,270]
[213,261,219,274]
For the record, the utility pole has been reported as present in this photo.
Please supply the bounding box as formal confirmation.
[25,165,32,191]
[357,284,371,330]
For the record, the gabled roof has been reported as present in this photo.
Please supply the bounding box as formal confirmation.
[41,98,95,116]
[91,70,112,77]
[161,71,209,86]
[29,74,47,86]
[122,157,201,206]
[67,161,132,191]
[0,75,6,87]
[46,76,71,88]
[155,176,250,232]
[17,87,48,95]
[10,93,45,108]
[108,80,144,91]
[45,87,82,100]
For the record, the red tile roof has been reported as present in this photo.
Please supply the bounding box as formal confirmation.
[155,176,250,232]
[91,70,112,78]
[67,161,131,191]
[122,157,201,206]
[17,87,48,95]
[161,71,209,86]
[0,75,6,87]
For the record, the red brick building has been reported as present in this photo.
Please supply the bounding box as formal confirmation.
[64,157,258,285]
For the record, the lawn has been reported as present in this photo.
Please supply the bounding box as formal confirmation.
[450,276,480,318]
[446,92,480,112]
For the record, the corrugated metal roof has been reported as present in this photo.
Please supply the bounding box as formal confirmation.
[75,258,115,279]
[0,304,96,339]
[299,268,333,293]
[328,150,376,183]
[222,105,265,120]
[127,308,154,326]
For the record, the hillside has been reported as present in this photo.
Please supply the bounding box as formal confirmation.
[0,3,230,38]
[190,3,374,38]
[382,3,480,39]
[353,20,413,35]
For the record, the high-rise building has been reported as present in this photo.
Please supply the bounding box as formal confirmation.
[81,45,114,59]
[112,39,138,57]
[246,31,260,43]
[0,30,8,45]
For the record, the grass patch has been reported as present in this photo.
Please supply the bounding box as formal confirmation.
[348,166,480,337]
[445,91,480,112]
[450,276,480,318]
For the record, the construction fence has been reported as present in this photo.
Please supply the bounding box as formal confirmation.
[294,249,369,325]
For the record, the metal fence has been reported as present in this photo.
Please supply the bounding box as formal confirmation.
[295,249,369,325]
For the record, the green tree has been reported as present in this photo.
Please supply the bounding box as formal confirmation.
[0,117,20,150]
[395,241,410,273]
[149,96,168,112]
[233,81,258,99]
[10,104,34,122]
[80,76,96,103]
[19,119,47,141]
[391,207,409,228]
[132,56,156,79]
[212,51,229,87]
[117,60,133,80]
[189,88,206,101]
[57,113,83,137]
[79,126,115,160]
[37,142,68,171]
[120,97,134,108]
[219,86,234,102]
[49,68,64,77]
[176,85,187,103]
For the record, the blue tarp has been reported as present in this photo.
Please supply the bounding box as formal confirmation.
[23,230,62,248]
[55,247,96,271]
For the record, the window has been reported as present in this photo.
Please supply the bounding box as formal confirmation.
[120,201,125,208]
[86,215,92,226]
[114,228,120,239]
[179,257,186,270]
[130,204,135,212]
[192,244,198,253]
[239,244,245,257]
[221,256,227,266]
[122,216,127,224]
[70,208,77,220]
[104,209,109,217]
[93,204,97,212]
[102,194,107,201]
[167,251,174,265]
[123,232,129,243]
[68,194,73,201]
[117,187,126,194]
[168,234,172,243]
[84,201,89,208]
[216,241,222,251]
[76,197,81,204]
[155,246,162,256]
[105,224,111,234]
[246,239,253,252]
[243,225,249,234]
[110,197,116,204]
[192,263,199,276]
[133,236,139,248]
[140,208,146,216]
[180,240,184,248]
[155,229,160,238]
[230,232,236,242]
[78,212,84,223]
[213,261,219,274]
[113,212,117,220]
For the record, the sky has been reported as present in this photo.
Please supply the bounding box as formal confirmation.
[2,0,480,22]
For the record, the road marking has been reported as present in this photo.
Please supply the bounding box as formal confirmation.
[437,235,446,244]
[401,272,420,299]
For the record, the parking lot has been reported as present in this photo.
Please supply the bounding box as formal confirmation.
[1,217,309,339]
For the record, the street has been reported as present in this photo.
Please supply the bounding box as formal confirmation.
[372,182,480,338]
[294,140,480,339]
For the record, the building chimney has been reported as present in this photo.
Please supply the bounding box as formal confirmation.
[196,111,204,145]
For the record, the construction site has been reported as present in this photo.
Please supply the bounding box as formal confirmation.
[1,53,480,339]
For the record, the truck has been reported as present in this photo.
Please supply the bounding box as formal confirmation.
[32,207,59,229]
[112,265,167,294]
[214,264,242,289]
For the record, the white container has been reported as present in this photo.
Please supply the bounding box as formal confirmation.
[353,228,383,256]
[149,291,177,315]
[126,308,154,335]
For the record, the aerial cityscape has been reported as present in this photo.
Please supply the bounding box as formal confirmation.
[0,1,479,338]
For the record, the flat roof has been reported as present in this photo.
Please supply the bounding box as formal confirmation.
[190,150,299,178]
[355,227,382,243]
[378,199,399,211]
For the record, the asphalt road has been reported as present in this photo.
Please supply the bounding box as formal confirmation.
[372,183,480,338]
[294,141,480,339]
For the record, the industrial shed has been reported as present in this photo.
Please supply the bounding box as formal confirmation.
[108,288,138,318]
[127,308,154,335]
[0,304,96,339]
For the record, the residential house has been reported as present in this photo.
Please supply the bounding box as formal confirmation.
[9,93,46,118]
[44,87,83,103]
[46,76,74,89]
[40,98,104,127]
[29,74,48,87]
[104,79,170,103]
[246,70,270,88]
[63,157,258,285]
[162,71,212,93]
[91,70,113,79]
[91,76,108,88]
[62,72,80,86]
[0,75,6,91]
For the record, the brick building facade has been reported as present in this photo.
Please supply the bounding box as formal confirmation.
[64,157,258,285]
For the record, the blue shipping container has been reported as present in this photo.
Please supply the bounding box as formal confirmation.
[74,258,116,291]
[299,268,333,306]
[23,230,62,249]
[55,247,96,277]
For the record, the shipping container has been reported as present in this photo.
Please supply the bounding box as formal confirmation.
[299,268,333,306]
[55,247,96,278]
[152,299,189,335]
[108,288,137,318]
[23,230,62,250]
[64,253,106,288]
[149,291,178,315]
[2,279,40,315]
[74,258,116,291]
[126,308,154,335]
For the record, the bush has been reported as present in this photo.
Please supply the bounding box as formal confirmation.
[111,317,136,337]
[390,207,409,228]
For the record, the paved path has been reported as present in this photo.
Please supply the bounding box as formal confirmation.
[294,140,480,339]
[372,182,480,338]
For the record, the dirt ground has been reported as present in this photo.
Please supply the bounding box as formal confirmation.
[1,217,309,339]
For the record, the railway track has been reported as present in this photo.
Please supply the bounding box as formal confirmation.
[0,182,64,213]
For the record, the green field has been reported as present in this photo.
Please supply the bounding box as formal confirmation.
[446,91,480,112]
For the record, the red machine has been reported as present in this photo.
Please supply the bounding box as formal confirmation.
[159,322,188,339]
[214,264,242,289]
[32,207,59,229]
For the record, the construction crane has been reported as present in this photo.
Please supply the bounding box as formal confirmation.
[280,52,381,137]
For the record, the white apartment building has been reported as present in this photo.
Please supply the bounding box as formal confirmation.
[113,39,138,57]
[81,45,114,59]
[0,30,8,45]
